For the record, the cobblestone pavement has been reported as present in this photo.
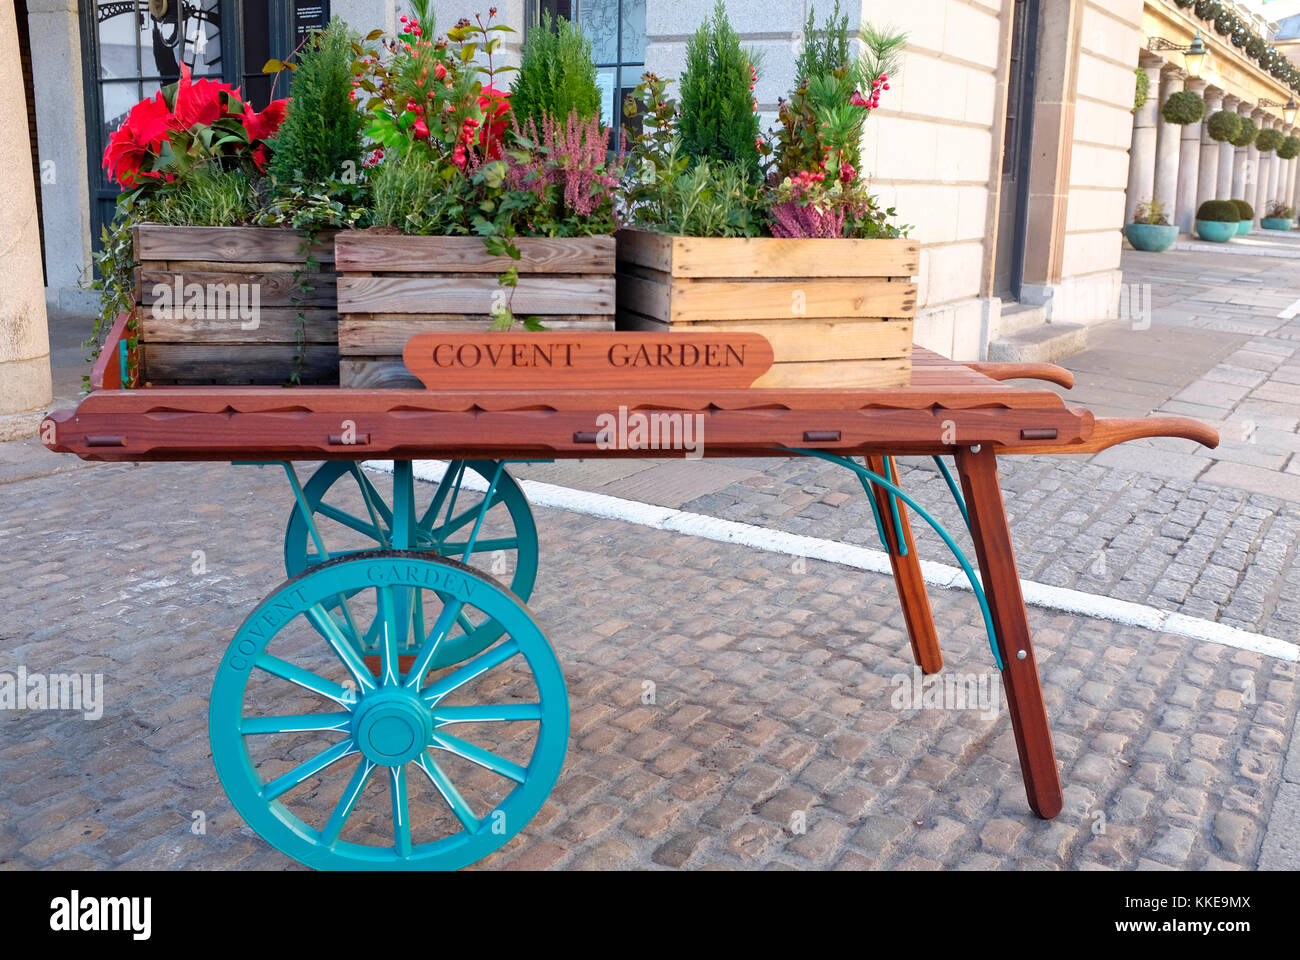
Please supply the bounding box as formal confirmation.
[0,456,1295,870]
[4,244,1299,871]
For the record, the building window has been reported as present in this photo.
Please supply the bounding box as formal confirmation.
[530,0,647,133]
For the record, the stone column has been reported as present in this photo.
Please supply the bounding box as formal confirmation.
[1253,111,1270,222]
[1175,78,1206,233]
[1154,67,1185,224]
[1197,85,1222,214]
[1232,101,1253,201]
[1217,95,1239,199]
[1287,128,1300,213]
[1126,54,1164,222]
[0,1,53,439]
[1265,117,1282,216]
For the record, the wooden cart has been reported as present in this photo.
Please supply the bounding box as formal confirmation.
[42,323,1218,870]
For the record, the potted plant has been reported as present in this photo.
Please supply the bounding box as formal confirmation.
[91,18,376,387]
[1196,200,1240,243]
[1124,199,1177,252]
[1262,201,1295,230]
[335,5,621,387]
[1230,198,1255,236]
[616,2,917,388]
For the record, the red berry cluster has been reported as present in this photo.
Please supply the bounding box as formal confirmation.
[850,73,889,110]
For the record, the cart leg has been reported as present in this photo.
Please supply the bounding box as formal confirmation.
[954,445,1063,819]
[865,455,943,675]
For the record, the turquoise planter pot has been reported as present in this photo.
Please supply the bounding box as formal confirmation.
[1124,222,1178,252]
[1261,218,1293,231]
[1197,220,1238,243]
[1237,219,1253,235]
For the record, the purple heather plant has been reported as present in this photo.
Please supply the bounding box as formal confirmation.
[506,110,625,231]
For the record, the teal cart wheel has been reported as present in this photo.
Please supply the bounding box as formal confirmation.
[284,460,539,668]
[210,550,568,871]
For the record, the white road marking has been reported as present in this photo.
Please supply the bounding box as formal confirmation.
[1279,296,1300,320]
[367,460,1300,664]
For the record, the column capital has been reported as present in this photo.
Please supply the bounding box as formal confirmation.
[1202,84,1225,103]
[1184,78,1208,95]
[1160,64,1187,82]
[1138,51,1166,70]
[1222,94,1241,111]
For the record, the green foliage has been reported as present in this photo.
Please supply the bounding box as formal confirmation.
[1265,200,1296,219]
[1161,90,1205,126]
[1199,199,1240,222]
[621,76,762,237]
[678,0,762,179]
[510,13,600,128]
[268,18,365,189]
[795,1,852,82]
[1254,127,1284,154]
[1206,110,1241,143]
[1132,198,1170,226]
[1279,135,1300,161]
[1230,116,1258,148]
[1230,198,1254,220]
[1133,66,1149,114]
[150,166,255,226]
[368,150,444,231]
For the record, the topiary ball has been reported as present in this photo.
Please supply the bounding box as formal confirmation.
[1207,110,1242,143]
[1198,200,1241,222]
[1255,127,1284,153]
[1162,90,1206,125]
[1231,116,1259,148]
[1278,135,1300,161]
[1230,198,1254,220]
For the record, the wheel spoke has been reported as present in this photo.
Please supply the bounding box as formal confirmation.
[317,501,390,542]
[255,653,357,707]
[320,757,376,847]
[436,537,519,555]
[241,712,353,735]
[430,730,527,784]
[418,461,465,533]
[303,603,378,694]
[431,704,542,725]
[415,752,480,833]
[349,463,394,533]
[376,586,407,687]
[420,638,520,704]
[403,597,466,690]
[390,765,412,858]
[434,492,505,540]
[263,739,359,801]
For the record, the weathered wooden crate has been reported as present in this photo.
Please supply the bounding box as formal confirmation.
[615,229,919,388]
[132,224,338,385]
[335,233,616,388]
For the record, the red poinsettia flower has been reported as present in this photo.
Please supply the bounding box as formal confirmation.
[241,98,288,143]
[102,92,174,187]
[170,62,241,132]
[476,86,511,159]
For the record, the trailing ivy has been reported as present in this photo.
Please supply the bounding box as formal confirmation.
[1133,66,1150,114]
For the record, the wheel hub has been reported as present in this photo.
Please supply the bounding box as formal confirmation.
[352,690,433,766]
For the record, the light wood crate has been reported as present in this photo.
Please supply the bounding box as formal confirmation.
[615,229,919,388]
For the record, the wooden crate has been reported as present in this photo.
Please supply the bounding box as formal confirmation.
[132,224,338,385]
[335,233,616,388]
[615,229,919,388]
